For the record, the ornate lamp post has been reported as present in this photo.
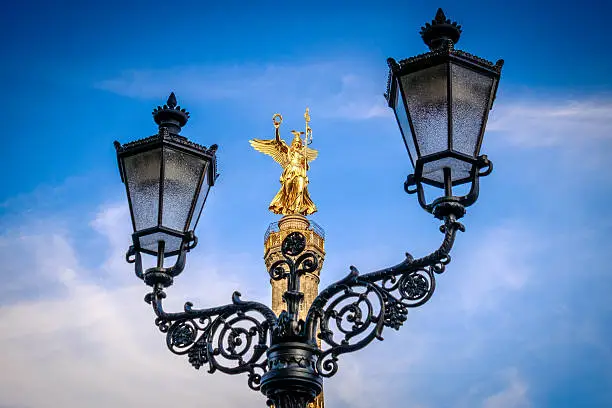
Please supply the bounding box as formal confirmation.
[114,9,503,408]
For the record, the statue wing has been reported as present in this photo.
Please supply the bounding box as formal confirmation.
[305,146,318,163]
[249,138,289,167]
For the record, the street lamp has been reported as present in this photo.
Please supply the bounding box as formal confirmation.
[114,9,503,408]
[114,92,217,286]
[387,8,503,217]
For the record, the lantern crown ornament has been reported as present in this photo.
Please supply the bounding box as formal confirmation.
[420,8,462,50]
[152,92,190,134]
[114,93,217,287]
[385,8,503,219]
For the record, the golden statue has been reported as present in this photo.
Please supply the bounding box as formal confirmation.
[250,108,318,216]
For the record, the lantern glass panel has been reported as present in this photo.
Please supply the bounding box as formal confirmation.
[394,80,417,167]
[124,148,161,231]
[161,148,206,232]
[451,64,494,156]
[400,63,448,157]
[189,166,210,231]
[140,232,183,255]
[422,157,472,185]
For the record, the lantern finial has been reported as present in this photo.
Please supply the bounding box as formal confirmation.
[167,92,177,109]
[152,92,190,134]
[420,8,462,50]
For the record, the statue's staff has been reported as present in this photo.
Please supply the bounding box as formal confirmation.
[303,107,312,168]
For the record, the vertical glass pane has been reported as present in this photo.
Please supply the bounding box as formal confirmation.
[451,64,494,157]
[124,148,161,231]
[162,148,205,232]
[400,64,448,157]
[394,80,417,167]
[189,166,210,231]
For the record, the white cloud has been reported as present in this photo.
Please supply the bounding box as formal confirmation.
[95,60,392,121]
[0,194,544,408]
[0,205,265,408]
[89,203,133,282]
[325,359,385,408]
[0,282,260,408]
[482,369,531,408]
[488,97,612,148]
[1,149,609,407]
[451,222,538,314]
[0,228,79,303]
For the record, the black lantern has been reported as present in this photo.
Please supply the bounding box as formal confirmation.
[114,93,217,268]
[386,8,503,215]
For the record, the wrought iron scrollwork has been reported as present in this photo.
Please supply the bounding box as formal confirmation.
[267,231,319,341]
[129,209,466,404]
[127,202,468,408]
[304,213,464,378]
[145,287,277,391]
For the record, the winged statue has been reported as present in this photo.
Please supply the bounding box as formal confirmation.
[249,109,318,216]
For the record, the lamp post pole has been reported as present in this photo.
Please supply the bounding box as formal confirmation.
[114,9,503,408]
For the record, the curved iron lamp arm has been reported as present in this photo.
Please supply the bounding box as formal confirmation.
[303,211,465,378]
[143,284,278,391]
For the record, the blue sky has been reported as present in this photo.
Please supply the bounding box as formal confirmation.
[1,1,611,407]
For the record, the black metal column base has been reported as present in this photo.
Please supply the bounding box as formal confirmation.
[261,342,323,408]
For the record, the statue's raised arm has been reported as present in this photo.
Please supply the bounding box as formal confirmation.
[249,114,289,168]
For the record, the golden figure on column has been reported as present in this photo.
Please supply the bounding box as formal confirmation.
[249,109,318,216]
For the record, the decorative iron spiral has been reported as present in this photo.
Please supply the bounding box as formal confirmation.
[305,215,464,378]
[149,290,276,391]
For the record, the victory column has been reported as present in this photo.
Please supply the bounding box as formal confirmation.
[250,109,326,408]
